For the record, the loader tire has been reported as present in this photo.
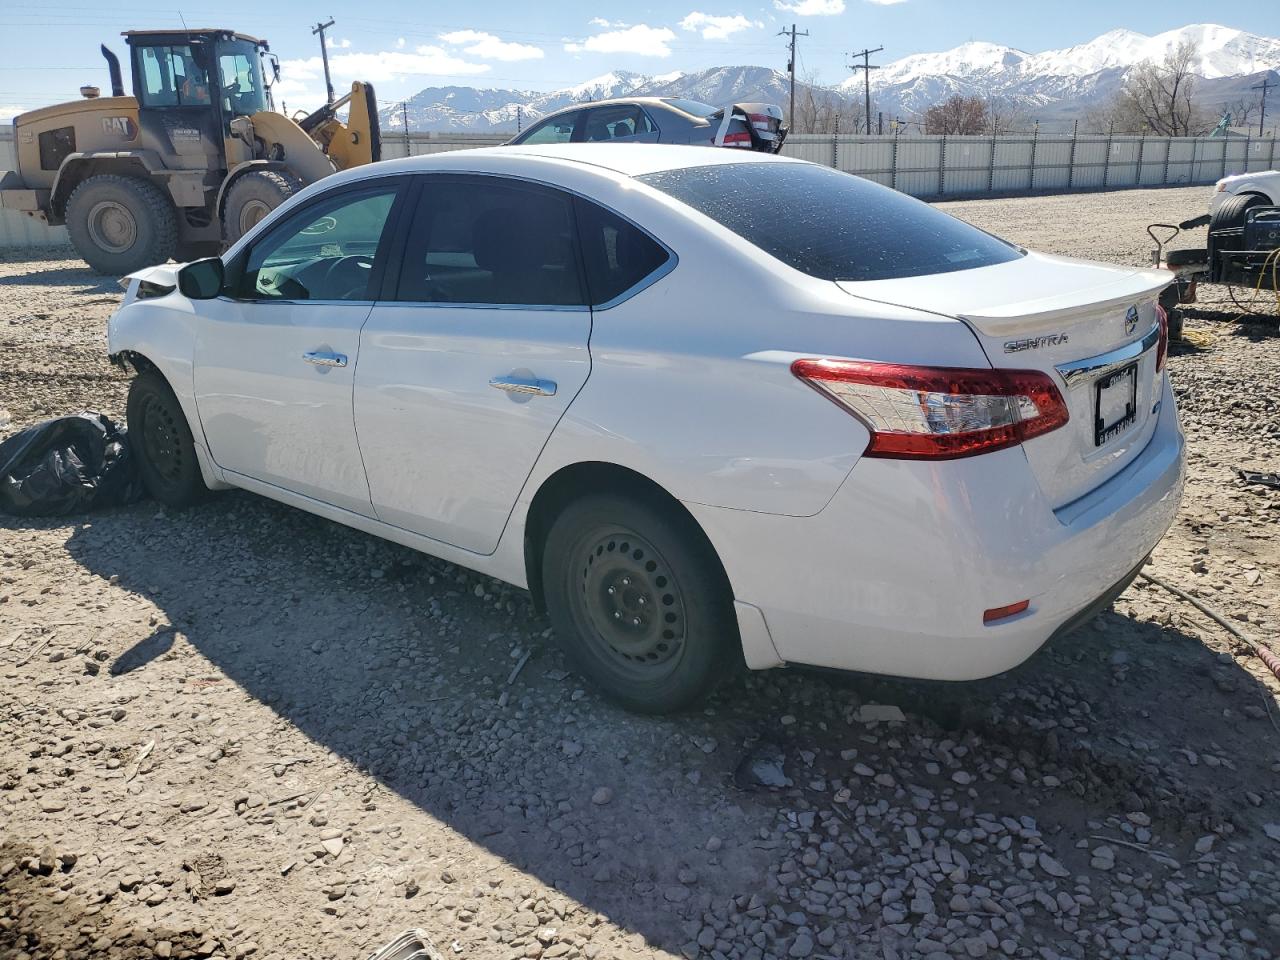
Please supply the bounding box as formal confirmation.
[223,170,304,244]
[65,174,178,275]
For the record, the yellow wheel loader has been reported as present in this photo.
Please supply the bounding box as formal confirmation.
[0,29,381,274]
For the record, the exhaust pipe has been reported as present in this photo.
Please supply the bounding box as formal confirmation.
[101,45,125,98]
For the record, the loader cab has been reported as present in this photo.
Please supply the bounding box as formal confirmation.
[123,29,272,174]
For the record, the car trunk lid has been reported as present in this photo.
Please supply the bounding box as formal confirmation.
[710,103,786,153]
[837,252,1172,509]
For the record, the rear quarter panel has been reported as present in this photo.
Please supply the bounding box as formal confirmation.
[515,175,994,518]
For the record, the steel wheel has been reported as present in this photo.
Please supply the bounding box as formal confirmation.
[87,200,138,254]
[572,526,688,683]
[238,199,272,236]
[126,371,208,508]
[138,392,187,486]
[542,492,738,713]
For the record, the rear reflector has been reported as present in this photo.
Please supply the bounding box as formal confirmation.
[984,600,1030,624]
[1154,303,1169,373]
[791,359,1070,460]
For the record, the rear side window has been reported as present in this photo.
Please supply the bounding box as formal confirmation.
[582,105,656,142]
[394,176,586,307]
[574,199,670,305]
[637,162,1023,282]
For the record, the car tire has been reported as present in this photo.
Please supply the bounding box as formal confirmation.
[126,371,208,508]
[541,492,737,714]
[223,170,304,244]
[1210,192,1268,232]
[65,174,178,275]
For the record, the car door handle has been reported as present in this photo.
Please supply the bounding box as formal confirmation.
[303,351,347,368]
[489,375,557,397]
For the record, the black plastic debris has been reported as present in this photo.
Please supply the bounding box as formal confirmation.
[0,412,144,516]
[1238,469,1280,491]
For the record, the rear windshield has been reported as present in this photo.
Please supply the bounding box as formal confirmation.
[661,98,718,118]
[636,162,1023,282]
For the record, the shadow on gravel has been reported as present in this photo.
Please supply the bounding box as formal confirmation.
[12,492,1279,952]
[0,263,117,293]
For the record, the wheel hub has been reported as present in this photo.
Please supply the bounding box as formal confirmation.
[239,199,271,234]
[87,200,137,254]
[577,530,686,674]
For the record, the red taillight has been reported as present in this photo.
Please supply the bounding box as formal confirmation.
[791,359,1070,460]
[720,131,752,147]
[984,600,1030,624]
[1154,303,1169,373]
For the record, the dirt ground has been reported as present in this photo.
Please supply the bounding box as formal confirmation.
[2,183,1279,960]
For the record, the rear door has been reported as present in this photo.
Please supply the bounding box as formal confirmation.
[353,173,593,554]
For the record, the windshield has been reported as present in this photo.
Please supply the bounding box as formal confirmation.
[216,39,269,117]
[637,162,1023,282]
[662,98,718,118]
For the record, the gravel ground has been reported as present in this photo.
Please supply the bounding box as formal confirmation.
[2,183,1279,960]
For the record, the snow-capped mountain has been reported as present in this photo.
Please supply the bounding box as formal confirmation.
[382,24,1280,133]
[845,23,1280,119]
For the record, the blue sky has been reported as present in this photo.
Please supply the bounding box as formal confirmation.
[1,0,1276,116]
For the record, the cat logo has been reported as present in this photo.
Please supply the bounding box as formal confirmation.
[101,116,137,141]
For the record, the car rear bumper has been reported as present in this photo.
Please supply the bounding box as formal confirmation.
[686,376,1185,680]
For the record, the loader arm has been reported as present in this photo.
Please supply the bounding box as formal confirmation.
[298,81,382,171]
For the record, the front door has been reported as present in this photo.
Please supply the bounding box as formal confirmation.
[355,174,593,554]
[193,180,404,516]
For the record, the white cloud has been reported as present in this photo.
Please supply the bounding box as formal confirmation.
[277,46,490,110]
[564,24,678,58]
[327,36,352,49]
[772,0,845,14]
[395,37,406,49]
[0,104,25,121]
[589,18,629,28]
[680,12,761,40]
[439,30,544,61]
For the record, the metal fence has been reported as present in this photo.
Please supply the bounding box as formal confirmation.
[3,126,1277,248]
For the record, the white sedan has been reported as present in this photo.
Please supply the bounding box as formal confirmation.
[1210,169,1279,226]
[108,145,1185,713]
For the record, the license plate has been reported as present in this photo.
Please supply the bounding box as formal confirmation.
[1094,362,1138,446]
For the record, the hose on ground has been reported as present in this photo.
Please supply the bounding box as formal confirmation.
[1138,571,1280,681]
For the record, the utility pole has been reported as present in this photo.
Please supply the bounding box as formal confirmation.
[778,24,809,129]
[312,18,336,106]
[1253,76,1274,137]
[847,46,883,135]
[401,101,410,155]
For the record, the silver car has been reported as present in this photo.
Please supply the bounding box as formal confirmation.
[507,97,786,153]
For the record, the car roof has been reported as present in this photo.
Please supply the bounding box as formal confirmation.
[348,143,794,181]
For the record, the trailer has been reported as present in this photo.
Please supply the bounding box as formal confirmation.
[1148,203,1280,335]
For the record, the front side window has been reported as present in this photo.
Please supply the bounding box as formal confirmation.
[395,176,585,307]
[582,105,655,142]
[216,40,268,117]
[136,44,211,107]
[638,162,1024,282]
[239,186,398,301]
[518,112,580,145]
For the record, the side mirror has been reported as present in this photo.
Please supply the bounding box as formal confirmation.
[177,258,225,300]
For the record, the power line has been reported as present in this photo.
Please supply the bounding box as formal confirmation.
[777,23,809,128]
[847,46,882,135]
